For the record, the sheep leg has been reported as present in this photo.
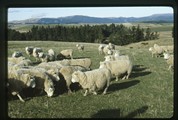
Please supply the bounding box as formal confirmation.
[83,89,88,96]
[17,94,25,102]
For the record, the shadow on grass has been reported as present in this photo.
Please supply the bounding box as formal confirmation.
[108,80,140,92]
[91,106,148,118]
[130,65,151,78]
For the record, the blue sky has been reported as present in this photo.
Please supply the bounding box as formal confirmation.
[8,7,173,22]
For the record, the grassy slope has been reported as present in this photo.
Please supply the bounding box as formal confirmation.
[7,31,174,118]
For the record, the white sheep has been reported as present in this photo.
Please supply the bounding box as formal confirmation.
[70,58,92,70]
[56,49,73,60]
[25,46,34,57]
[8,68,36,102]
[48,49,56,61]
[99,59,132,81]
[163,53,174,70]
[59,65,89,93]
[8,57,32,67]
[76,44,84,51]
[103,45,111,55]
[71,68,111,96]
[32,47,43,61]
[14,68,55,97]
[12,51,23,58]
[98,44,106,55]
[108,43,115,50]
[38,52,50,62]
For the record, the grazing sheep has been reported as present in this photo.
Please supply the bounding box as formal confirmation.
[59,65,89,93]
[71,68,111,96]
[25,46,34,57]
[76,44,84,51]
[33,47,43,61]
[8,69,36,102]
[98,44,106,55]
[12,51,23,58]
[149,46,162,58]
[56,49,73,60]
[163,53,174,70]
[99,60,132,81]
[14,68,55,97]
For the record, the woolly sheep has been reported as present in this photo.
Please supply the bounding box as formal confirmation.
[76,44,84,51]
[12,51,23,58]
[32,47,43,61]
[149,46,162,58]
[48,49,56,61]
[71,68,111,96]
[98,44,106,55]
[38,52,50,62]
[103,45,111,55]
[8,68,36,102]
[59,65,89,93]
[104,55,129,61]
[99,59,132,81]
[163,53,174,70]
[153,44,164,57]
[25,46,34,56]
[38,62,63,70]
[8,57,26,64]
[108,43,115,50]
[56,49,73,60]
[70,58,92,70]
[15,68,55,97]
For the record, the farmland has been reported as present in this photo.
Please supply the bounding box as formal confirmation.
[7,23,174,118]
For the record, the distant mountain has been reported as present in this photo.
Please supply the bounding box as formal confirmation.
[9,13,173,24]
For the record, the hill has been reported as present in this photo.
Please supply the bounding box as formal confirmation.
[9,13,173,24]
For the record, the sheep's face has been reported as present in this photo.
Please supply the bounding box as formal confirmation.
[24,74,36,88]
[45,81,55,97]
[71,72,80,83]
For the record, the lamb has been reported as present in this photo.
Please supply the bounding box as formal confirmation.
[149,46,163,58]
[98,44,106,55]
[56,49,73,60]
[14,68,55,97]
[99,59,132,81]
[76,44,84,51]
[12,51,23,58]
[163,53,174,70]
[8,68,36,102]
[59,65,89,93]
[25,46,34,57]
[71,68,111,96]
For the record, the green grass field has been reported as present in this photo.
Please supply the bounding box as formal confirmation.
[7,29,174,118]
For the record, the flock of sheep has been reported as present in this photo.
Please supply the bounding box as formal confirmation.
[8,42,173,102]
[148,43,174,70]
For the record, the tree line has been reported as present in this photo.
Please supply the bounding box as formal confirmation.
[8,24,159,45]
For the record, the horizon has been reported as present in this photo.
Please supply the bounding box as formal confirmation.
[8,7,173,22]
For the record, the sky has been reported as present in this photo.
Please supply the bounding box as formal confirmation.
[8,7,173,22]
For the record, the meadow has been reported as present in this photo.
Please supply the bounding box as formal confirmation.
[7,26,174,118]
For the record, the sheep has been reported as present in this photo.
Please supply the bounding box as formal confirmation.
[153,44,165,57]
[48,49,56,61]
[8,68,36,102]
[76,44,84,51]
[70,58,92,70]
[163,53,174,70]
[56,49,73,60]
[8,57,33,68]
[38,62,63,70]
[59,65,89,93]
[32,47,43,61]
[160,45,173,53]
[108,43,115,50]
[98,44,106,55]
[104,55,130,61]
[71,68,111,96]
[8,57,26,64]
[103,45,111,55]
[99,59,132,81]
[12,51,23,58]
[149,46,162,58]
[14,68,55,97]
[38,52,50,62]
[25,46,34,57]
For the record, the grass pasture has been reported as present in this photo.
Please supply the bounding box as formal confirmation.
[7,30,174,118]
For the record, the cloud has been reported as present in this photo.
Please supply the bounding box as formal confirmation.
[30,13,47,18]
